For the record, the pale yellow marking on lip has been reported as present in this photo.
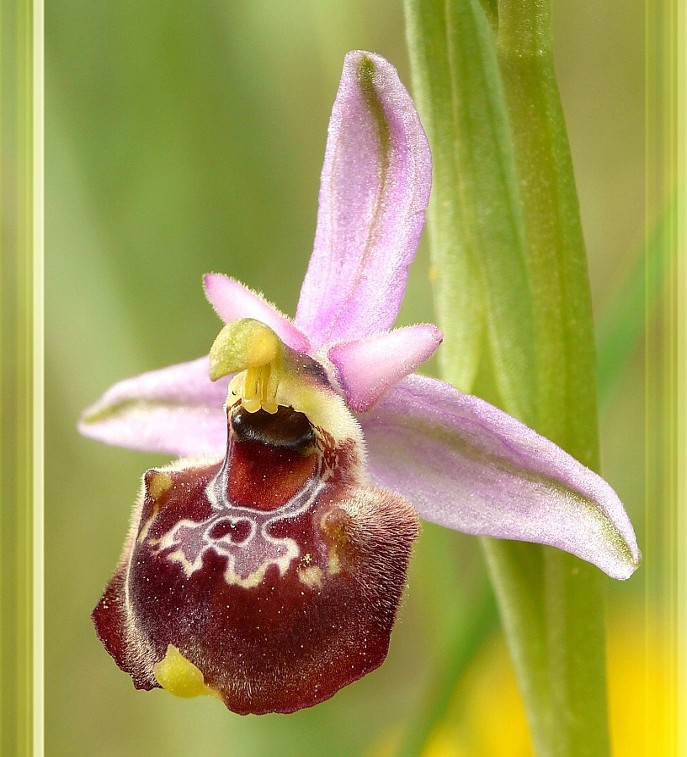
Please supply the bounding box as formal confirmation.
[223,562,270,589]
[320,510,348,576]
[137,472,172,544]
[297,565,324,590]
[153,644,222,700]
[148,471,173,500]
[136,503,159,545]
[327,548,341,576]
[222,538,300,588]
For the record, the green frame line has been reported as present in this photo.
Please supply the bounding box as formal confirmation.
[0,0,41,755]
[33,0,45,754]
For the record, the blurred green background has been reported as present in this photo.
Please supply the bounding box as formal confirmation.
[46,2,655,755]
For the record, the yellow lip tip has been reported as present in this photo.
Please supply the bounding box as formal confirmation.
[153,644,221,700]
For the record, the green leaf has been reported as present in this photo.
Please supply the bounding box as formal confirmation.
[404,0,537,425]
[405,0,614,753]
[496,0,599,458]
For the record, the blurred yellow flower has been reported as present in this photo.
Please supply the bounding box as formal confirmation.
[367,609,678,757]
[419,610,677,757]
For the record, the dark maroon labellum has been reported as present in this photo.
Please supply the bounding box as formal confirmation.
[93,404,419,714]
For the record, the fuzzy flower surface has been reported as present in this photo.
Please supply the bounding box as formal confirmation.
[81,51,640,715]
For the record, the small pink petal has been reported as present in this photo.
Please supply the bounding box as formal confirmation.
[204,273,310,354]
[295,51,432,349]
[328,325,442,412]
[79,356,227,457]
[359,374,640,580]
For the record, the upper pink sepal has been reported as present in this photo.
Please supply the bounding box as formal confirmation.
[78,356,228,457]
[328,325,443,412]
[204,273,310,353]
[359,374,641,580]
[295,51,432,349]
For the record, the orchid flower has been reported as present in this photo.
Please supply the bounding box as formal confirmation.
[80,51,640,716]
